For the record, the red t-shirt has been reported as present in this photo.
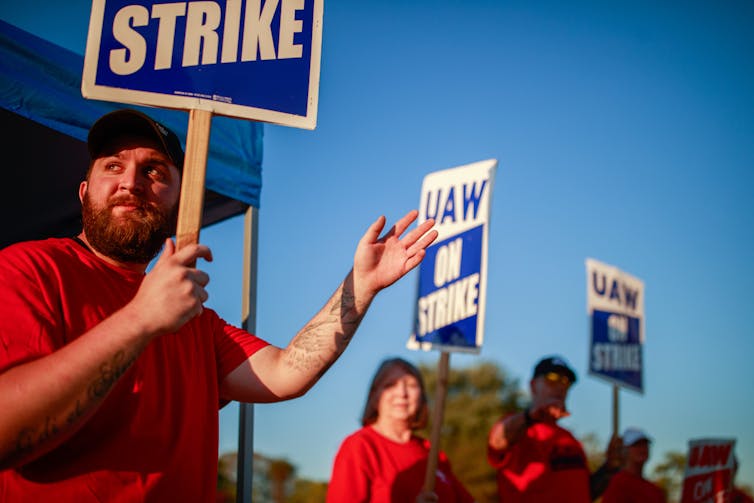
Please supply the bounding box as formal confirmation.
[0,238,269,502]
[487,419,591,503]
[732,487,754,503]
[327,426,475,503]
[601,470,666,503]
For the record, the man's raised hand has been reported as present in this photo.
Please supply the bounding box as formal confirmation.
[353,210,438,298]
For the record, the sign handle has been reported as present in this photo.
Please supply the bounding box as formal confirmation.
[423,351,450,493]
[176,108,213,259]
[612,384,620,436]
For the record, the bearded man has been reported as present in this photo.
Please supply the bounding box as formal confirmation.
[0,109,437,501]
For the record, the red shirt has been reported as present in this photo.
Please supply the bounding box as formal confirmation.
[327,426,474,503]
[732,487,754,503]
[601,470,666,503]
[0,238,269,502]
[488,420,591,503]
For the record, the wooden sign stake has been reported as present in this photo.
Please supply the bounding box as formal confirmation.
[612,384,620,437]
[176,108,213,258]
[423,351,451,493]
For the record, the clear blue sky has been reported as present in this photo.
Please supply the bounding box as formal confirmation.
[3,0,753,489]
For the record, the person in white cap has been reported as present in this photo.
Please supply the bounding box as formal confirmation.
[601,427,666,502]
[0,109,438,500]
[487,355,623,502]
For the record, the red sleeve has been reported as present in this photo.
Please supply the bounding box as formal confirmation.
[487,414,514,469]
[732,488,754,503]
[210,311,269,381]
[327,432,372,503]
[0,242,63,372]
[601,472,627,503]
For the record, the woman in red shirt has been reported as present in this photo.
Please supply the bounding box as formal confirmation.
[327,358,474,503]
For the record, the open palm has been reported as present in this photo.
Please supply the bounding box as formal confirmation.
[353,210,438,296]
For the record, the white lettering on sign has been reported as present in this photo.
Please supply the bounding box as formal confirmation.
[693,478,712,500]
[152,3,186,70]
[221,0,242,62]
[278,0,304,58]
[689,443,733,469]
[110,5,149,75]
[242,0,277,60]
[434,238,462,288]
[591,344,641,371]
[417,273,479,336]
[108,0,305,75]
[607,314,628,342]
[183,1,222,67]
[423,180,488,225]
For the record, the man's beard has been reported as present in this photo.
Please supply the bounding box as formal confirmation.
[82,192,178,264]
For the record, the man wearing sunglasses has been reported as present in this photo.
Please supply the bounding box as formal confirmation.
[487,355,622,502]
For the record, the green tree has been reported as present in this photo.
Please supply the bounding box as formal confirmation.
[579,431,609,472]
[216,452,237,503]
[651,450,686,503]
[269,459,296,503]
[418,359,526,503]
[288,479,328,503]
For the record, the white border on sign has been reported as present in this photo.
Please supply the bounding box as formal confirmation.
[408,158,498,355]
[585,257,646,394]
[82,0,323,130]
[586,366,644,394]
[585,257,645,342]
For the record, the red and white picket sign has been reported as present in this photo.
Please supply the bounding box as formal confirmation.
[680,438,736,503]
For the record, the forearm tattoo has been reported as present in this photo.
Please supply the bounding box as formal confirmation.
[286,282,366,376]
[13,350,136,458]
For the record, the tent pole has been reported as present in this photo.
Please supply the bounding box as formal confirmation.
[236,206,259,503]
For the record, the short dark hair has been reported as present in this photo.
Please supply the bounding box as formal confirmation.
[360,357,428,429]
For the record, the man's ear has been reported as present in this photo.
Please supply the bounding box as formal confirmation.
[79,180,88,204]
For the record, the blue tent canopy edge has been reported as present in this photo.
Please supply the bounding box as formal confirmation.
[0,18,263,210]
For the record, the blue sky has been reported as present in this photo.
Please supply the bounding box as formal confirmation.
[2,0,753,490]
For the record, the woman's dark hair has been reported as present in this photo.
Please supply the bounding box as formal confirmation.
[360,357,428,429]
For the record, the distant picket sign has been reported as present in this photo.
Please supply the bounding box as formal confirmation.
[82,0,323,129]
[408,159,498,354]
[680,438,736,503]
[586,258,645,393]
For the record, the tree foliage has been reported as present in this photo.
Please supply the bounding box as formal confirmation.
[579,431,609,472]
[288,479,329,502]
[651,450,687,503]
[417,359,527,503]
[216,452,237,503]
[269,459,296,503]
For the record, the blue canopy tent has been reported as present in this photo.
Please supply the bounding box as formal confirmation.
[0,18,264,501]
[0,18,263,247]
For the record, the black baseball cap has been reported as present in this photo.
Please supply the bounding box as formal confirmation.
[87,109,185,170]
[532,356,577,384]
